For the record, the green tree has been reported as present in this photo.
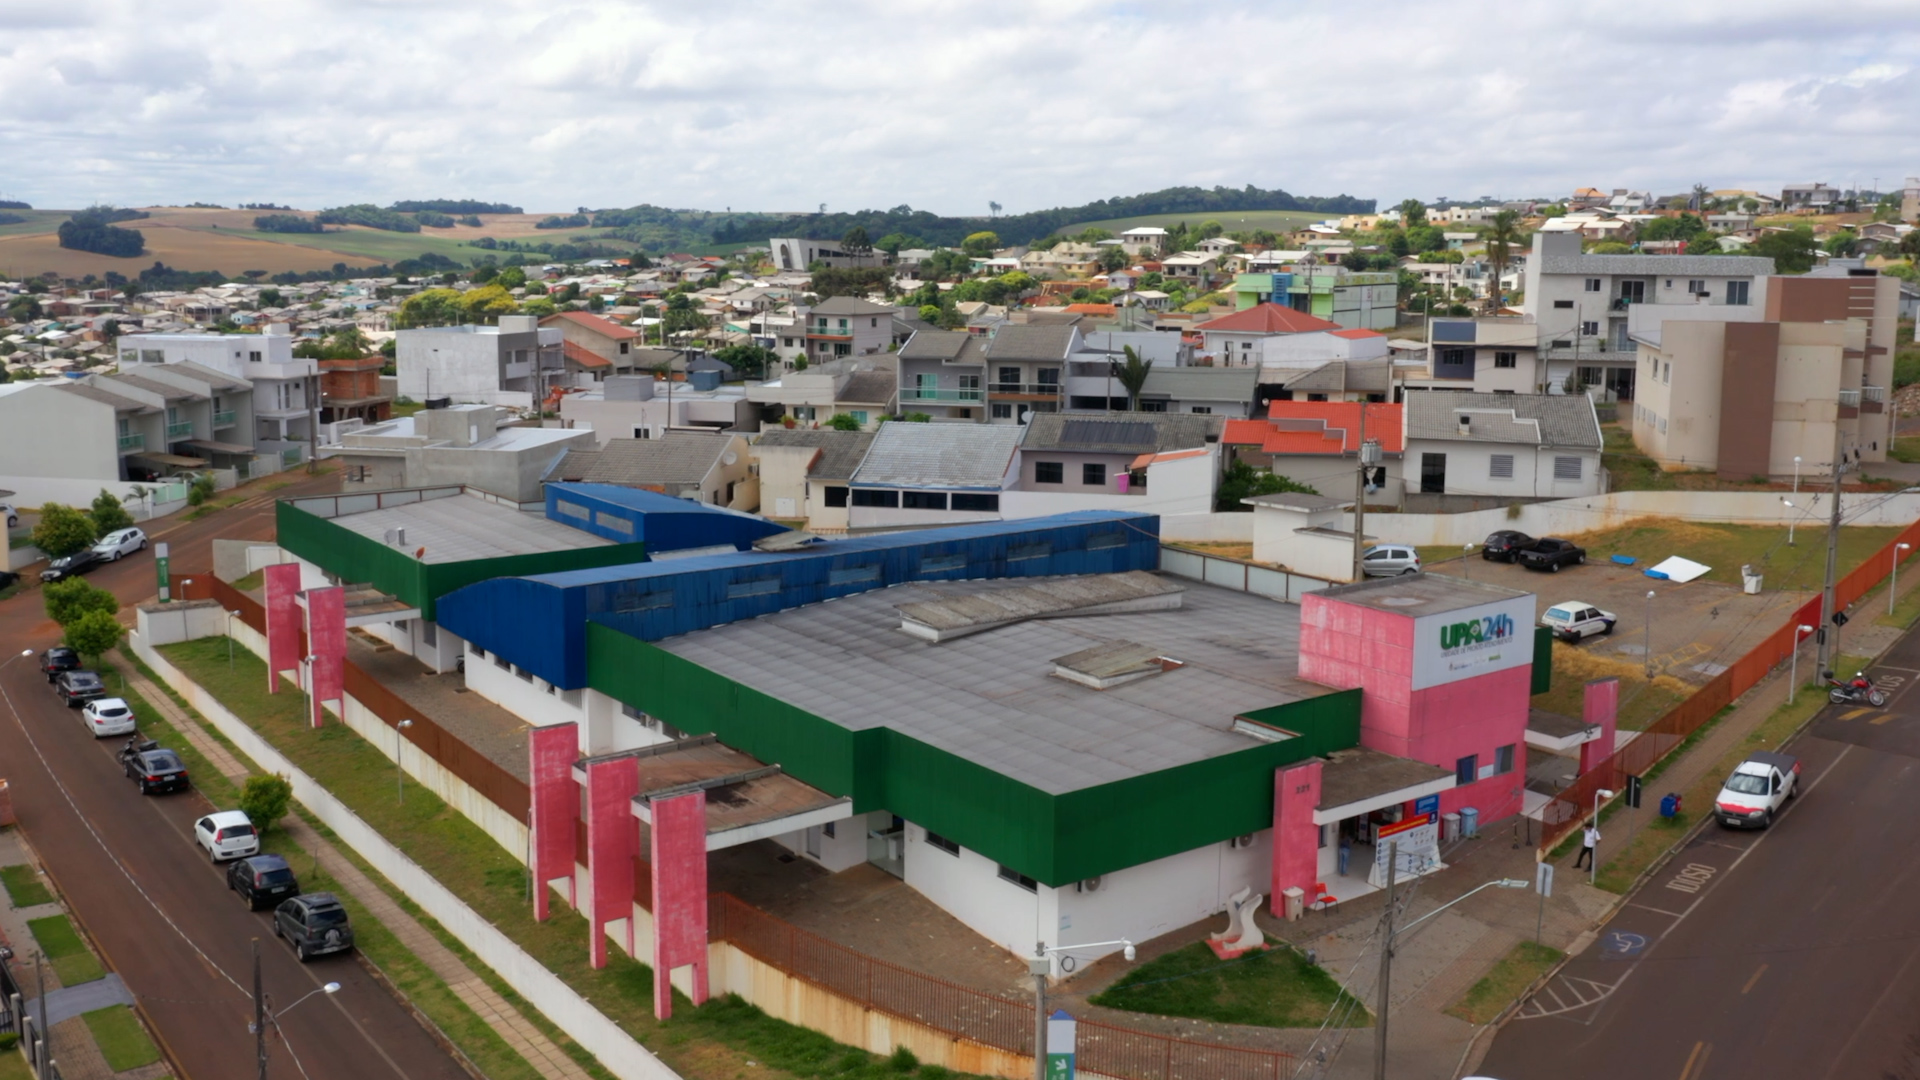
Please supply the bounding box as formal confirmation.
[239,774,294,836]
[1901,231,1920,259]
[1589,241,1633,254]
[32,503,96,557]
[920,250,972,281]
[1397,199,1428,228]
[497,266,528,290]
[1406,225,1446,253]
[1823,231,1858,257]
[257,288,283,308]
[841,226,873,255]
[828,412,862,431]
[1197,220,1224,240]
[1074,228,1114,243]
[460,284,518,320]
[1115,346,1153,410]
[470,264,499,284]
[186,476,216,506]
[712,343,777,380]
[1099,246,1130,272]
[961,231,1000,257]
[1754,230,1818,273]
[1686,235,1722,256]
[520,296,557,318]
[1215,460,1319,511]
[918,304,942,322]
[394,288,465,327]
[65,608,124,661]
[1640,214,1707,242]
[1386,229,1411,257]
[89,489,133,535]
[43,578,117,627]
[901,412,931,422]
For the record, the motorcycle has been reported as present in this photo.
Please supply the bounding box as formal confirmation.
[1828,672,1888,707]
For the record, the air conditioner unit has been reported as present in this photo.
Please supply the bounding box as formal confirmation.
[1077,876,1105,893]
[1230,834,1256,849]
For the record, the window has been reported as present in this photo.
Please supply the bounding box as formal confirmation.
[1552,299,1574,309]
[1493,351,1517,369]
[851,489,899,508]
[619,342,629,354]
[1553,456,1583,481]
[822,485,849,508]
[1687,279,1706,295]
[1726,280,1750,305]
[990,403,1013,419]
[846,411,869,426]
[1455,754,1479,785]
[1008,540,1051,561]
[1036,367,1060,387]
[998,864,1038,892]
[1489,454,1515,479]
[726,577,781,599]
[1087,531,1126,550]
[248,350,262,363]
[1138,399,1168,412]
[951,493,999,512]
[1035,461,1064,484]
[1082,463,1107,485]
[1583,278,1601,292]
[902,491,948,510]
[1190,405,1212,415]
[925,831,960,856]
[1495,744,1516,775]
[828,563,881,586]
[792,405,816,421]
[920,552,966,574]
[997,366,1021,388]
[515,665,534,683]
[1580,321,1599,337]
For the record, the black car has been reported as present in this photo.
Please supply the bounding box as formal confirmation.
[39,549,102,584]
[1481,530,1536,562]
[0,570,18,590]
[53,669,106,707]
[40,647,80,682]
[274,893,354,962]
[1517,537,1587,573]
[227,854,300,910]
[118,739,190,795]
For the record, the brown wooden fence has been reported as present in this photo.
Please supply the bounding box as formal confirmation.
[1538,517,1920,852]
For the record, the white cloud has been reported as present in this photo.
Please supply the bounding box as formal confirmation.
[1,0,1918,214]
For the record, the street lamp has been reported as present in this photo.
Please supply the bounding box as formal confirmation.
[1790,624,1815,704]
[1643,591,1656,678]
[395,720,414,803]
[180,577,194,602]
[1782,497,1795,546]
[1893,544,1913,616]
[1590,788,1616,885]
[1793,455,1802,496]
[227,610,243,669]
[1030,939,1135,1080]
[276,981,341,1020]
[1462,543,1476,580]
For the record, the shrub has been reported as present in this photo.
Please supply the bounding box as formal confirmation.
[65,608,125,660]
[239,774,294,835]
[44,578,117,627]
[32,502,97,557]
[828,413,862,431]
[186,476,217,506]
[90,489,134,535]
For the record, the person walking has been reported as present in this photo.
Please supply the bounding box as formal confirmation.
[1574,822,1600,869]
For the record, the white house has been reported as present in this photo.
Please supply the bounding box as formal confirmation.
[1401,391,1604,507]
[395,315,566,409]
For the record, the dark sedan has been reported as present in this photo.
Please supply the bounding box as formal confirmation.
[40,646,80,682]
[39,549,103,583]
[1481,530,1536,562]
[1517,537,1587,573]
[53,669,107,707]
[120,743,190,795]
[227,854,301,909]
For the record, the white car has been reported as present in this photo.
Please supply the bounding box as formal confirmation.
[1540,601,1616,642]
[193,810,260,863]
[1714,751,1800,829]
[92,527,147,561]
[1,502,17,529]
[81,697,137,737]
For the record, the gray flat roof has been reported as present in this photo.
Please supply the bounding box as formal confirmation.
[326,492,611,564]
[1315,571,1531,617]
[658,573,1327,795]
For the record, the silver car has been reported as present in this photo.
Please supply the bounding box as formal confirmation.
[92,527,148,561]
[1360,544,1422,577]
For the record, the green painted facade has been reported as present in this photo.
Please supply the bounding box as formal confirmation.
[1531,626,1554,695]
[275,501,648,621]
[586,622,1364,887]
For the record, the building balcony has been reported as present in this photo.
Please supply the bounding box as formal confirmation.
[213,409,237,428]
[166,420,193,440]
[1540,343,1635,363]
[989,383,1063,397]
[806,327,853,340]
[1838,388,1862,408]
[1861,385,1886,403]
[901,386,985,403]
[117,433,144,453]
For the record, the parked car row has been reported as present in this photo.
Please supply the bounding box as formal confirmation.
[36,646,354,964]
[1484,531,1589,572]
[39,527,148,583]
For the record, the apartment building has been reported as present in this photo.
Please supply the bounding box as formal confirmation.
[116,325,316,461]
[395,315,565,409]
[1520,231,1774,399]
[1413,317,1545,394]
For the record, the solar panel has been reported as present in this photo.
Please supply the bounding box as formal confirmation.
[1058,419,1155,446]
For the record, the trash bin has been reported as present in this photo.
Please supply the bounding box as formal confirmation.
[1282,886,1305,921]
[1460,806,1480,838]
[1441,812,1462,842]
[1660,793,1682,819]
[1741,564,1763,595]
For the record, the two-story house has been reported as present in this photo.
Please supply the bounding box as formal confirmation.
[1411,317,1545,394]
[540,310,642,381]
[983,324,1079,423]
[897,330,987,421]
[395,315,565,409]
[802,297,894,362]
[318,356,392,427]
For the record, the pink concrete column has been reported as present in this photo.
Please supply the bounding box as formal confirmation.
[1271,760,1323,917]
[305,586,345,729]
[528,724,580,921]
[585,756,640,969]
[648,790,710,1020]
[263,564,302,693]
[1580,677,1620,776]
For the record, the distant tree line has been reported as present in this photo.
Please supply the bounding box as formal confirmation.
[389,199,522,215]
[536,213,591,230]
[316,204,422,232]
[241,203,294,210]
[0,200,31,210]
[254,214,327,233]
[0,213,25,226]
[412,211,458,228]
[58,206,147,257]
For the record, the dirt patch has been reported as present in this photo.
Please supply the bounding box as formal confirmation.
[0,224,384,277]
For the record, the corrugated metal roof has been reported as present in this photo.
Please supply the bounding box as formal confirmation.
[837,370,896,405]
[984,324,1076,361]
[1404,390,1601,449]
[1139,365,1260,402]
[851,421,1022,490]
[328,491,612,563]
[1021,412,1221,454]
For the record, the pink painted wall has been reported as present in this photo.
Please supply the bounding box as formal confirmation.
[1580,678,1619,775]
[586,757,639,969]
[1299,594,1416,755]
[263,563,302,693]
[528,724,580,922]
[648,790,710,1020]
[305,586,345,729]
[1270,760,1322,915]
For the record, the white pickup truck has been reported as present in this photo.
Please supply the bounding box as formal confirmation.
[1713,750,1801,829]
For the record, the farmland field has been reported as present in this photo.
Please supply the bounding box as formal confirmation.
[1055,208,1332,237]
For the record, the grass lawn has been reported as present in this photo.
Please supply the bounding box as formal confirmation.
[1444,941,1563,1025]
[1565,519,1902,594]
[156,638,989,1080]
[1530,641,1694,732]
[0,1047,32,1080]
[230,569,264,592]
[1891,436,1920,465]
[1881,583,1920,629]
[0,864,54,908]
[81,1006,162,1071]
[1087,942,1367,1028]
[1590,653,1867,893]
[1599,423,1904,492]
[27,914,103,986]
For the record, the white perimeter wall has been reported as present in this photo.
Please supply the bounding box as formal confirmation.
[1354,489,1920,547]
[1000,451,1218,521]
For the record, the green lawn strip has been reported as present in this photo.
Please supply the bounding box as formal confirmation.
[0,864,54,908]
[1443,941,1563,1025]
[1879,581,1920,629]
[232,569,265,591]
[80,1005,161,1071]
[1889,436,1920,464]
[1087,942,1366,1028]
[1590,656,1862,893]
[159,637,991,1080]
[0,1046,31,1080]
[26,915,103,986]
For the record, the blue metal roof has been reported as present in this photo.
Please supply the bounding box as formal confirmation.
[437,511,1163,689]
[545,483,786,553]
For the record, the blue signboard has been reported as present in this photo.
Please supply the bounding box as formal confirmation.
[1413,794,1440,818]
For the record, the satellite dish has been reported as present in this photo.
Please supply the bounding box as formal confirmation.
[722,451,738,465]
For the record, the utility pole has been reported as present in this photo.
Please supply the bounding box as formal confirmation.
[1374,841,1398,1080]
[1353,405,1378,581]
[1817,424,1846,678]
[306,370,320,475]
[254,939,268,1080]
[1030,945,1047,1080]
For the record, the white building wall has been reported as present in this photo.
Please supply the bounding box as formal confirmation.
[0,384,124,497]
[998,451,1218,520]
[1404,439,1603,500]
[769,820,868,874]
[903,824,1044,959]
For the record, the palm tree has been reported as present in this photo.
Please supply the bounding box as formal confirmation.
[1482,210,1522,313]
[1115,346,1153,410]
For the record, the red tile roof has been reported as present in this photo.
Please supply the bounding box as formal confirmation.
[1225,402,1404,455]
[561,340,611,368]
[544,310,638,340]
[1329,328,1384,340]
[1196,303,1343,335]
[1064,304,1117,316]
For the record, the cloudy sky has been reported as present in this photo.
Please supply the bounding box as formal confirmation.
[4,0,1918,215]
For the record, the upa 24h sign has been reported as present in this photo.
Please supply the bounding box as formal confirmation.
[1409,594,1535,691]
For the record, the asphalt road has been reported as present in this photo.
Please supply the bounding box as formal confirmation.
[1480,625,1920,1080]
[0,473,471,1080]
